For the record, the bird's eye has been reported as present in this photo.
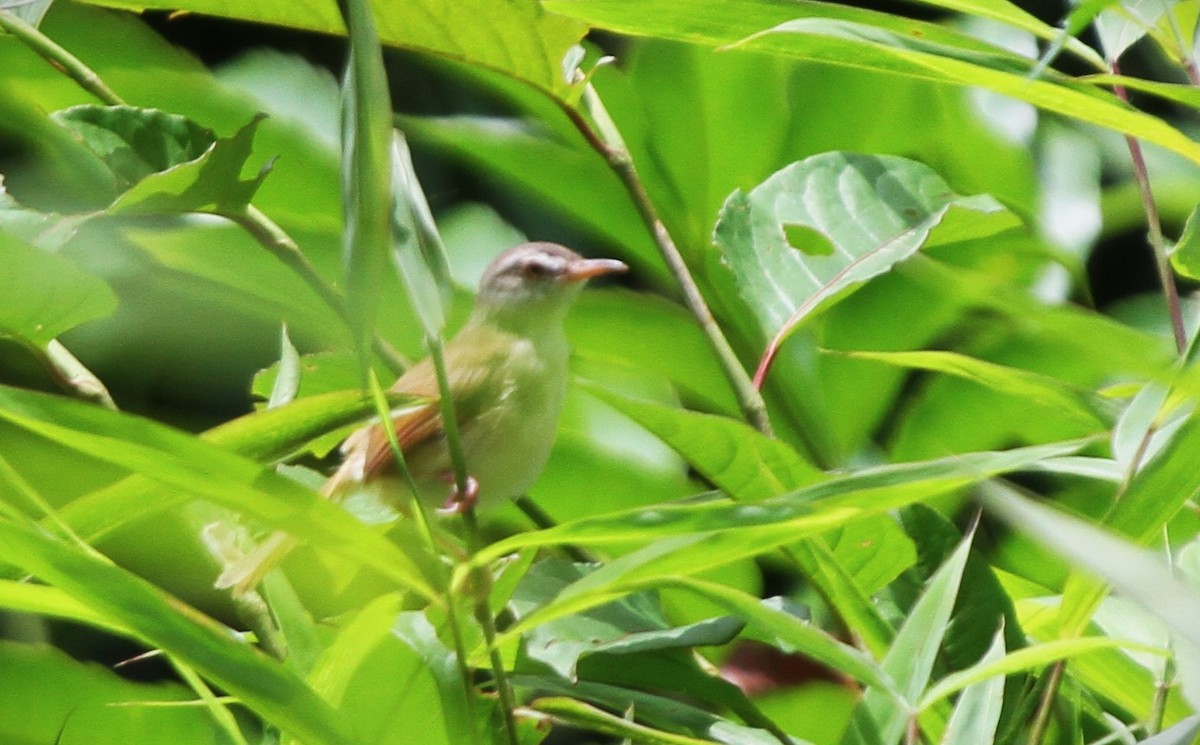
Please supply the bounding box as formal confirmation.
[523,261,552,279]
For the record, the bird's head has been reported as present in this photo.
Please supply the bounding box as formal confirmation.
[473,242,627,330]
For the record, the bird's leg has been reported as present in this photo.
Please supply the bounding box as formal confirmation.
[437,474,480,515]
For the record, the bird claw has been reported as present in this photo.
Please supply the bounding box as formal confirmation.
[437,475,480,515]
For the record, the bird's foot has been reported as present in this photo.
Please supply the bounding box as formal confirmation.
[437,475,480,515]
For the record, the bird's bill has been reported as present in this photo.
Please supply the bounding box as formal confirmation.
[563,257,628,282]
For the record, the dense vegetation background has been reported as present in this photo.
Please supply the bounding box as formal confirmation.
[2,0,1200,743]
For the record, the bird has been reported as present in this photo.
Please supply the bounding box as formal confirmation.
[216,242,627,596]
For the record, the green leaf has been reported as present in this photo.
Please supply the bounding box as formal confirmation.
[0,640,231,745]
[1169,204,1200,280]
[388,131,451,337]
[713,152,1016,380]
[478,439,1086,567]
[512,559,743,680]
[0,230,116,345]
[583,382,821,501]
[981,482,1200,651]
[919,635,1160,710]
[0,520,354,745]
[0,384,435,598]
[52,105,212,188]
[52,387,417,546]
[0,579,126,636]
[939,625,1005,745]
[671,576,895,694]
[905,0,1104,67]
[80,0,586,99]
[542,0,1200,165]
[107,113,272,215]
[339,0,394,370]
[843,535,972,745]
[0,174,57,244]
[837,349,1109,427]
[1093,0,1175,61]
[267,324,302,409]
[308,593,404,707]
[489,441,1084,639]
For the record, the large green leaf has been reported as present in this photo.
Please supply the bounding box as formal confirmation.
[541,0,1200,165]
[78,0,586,99]
[712,152,1016,383]
[0,230,116,345]
[0,520,354,745]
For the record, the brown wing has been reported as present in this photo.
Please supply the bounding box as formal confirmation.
[323,324,513,494]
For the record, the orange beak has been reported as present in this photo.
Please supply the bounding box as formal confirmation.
[563,257,628,282]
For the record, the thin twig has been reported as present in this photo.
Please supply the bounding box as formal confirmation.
[1028,660,1065,745]
[224,205,409,373]
[560,86,774,437]
[0,9,126,106]
[1110,61,1187,355]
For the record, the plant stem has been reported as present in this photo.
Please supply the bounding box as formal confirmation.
[0,9,126,106]
[461,509,521,745]
[225,205,409,373]
[1110,61,1187,355]
[562,86,774,437]
[1028,660,1065,745]
[427,338,520,745]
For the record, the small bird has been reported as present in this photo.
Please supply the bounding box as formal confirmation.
[216,242,627,595]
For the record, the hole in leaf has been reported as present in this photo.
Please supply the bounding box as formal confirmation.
[783,223,835,257]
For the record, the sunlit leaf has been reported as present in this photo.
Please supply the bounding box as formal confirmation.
[543,0,1200,165]
[713,152,1016,383]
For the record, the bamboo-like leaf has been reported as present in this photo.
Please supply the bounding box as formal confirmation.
[0,519,356,745]
[0,384,435,598]
[919,635,1161,710]
[532,697,714,745]
[339,0,394,372]
[982,482,1200,651]
[842,535,972,745]
[939,624,1005,745]
[838,349,1109,427]
[477,439,1086,567]
[669,576,895,694]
